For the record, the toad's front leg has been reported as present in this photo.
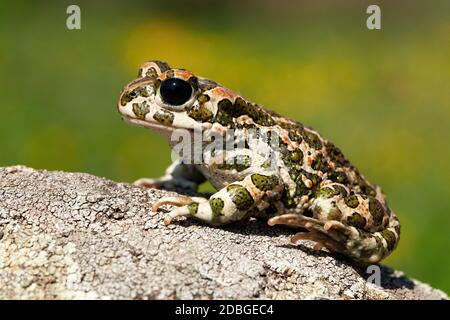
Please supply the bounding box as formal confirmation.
[152,173,283,226]
[134,160,206,191]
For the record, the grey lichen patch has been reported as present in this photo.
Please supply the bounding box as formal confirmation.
[0,166,446,300]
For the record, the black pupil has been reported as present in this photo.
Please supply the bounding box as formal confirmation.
[160,78,193,106]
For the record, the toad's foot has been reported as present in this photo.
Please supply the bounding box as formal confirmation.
[152,196,208,225]
[268,214,353,256]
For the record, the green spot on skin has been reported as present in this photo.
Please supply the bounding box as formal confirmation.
[327,203,342,220]
[226,184,254,210]
[209,198,224,218]
[295,182,310,197]
[325,141,350,167]
[277,120,304,133]
[144,67,158,78]
[122,86,150,107]
[198,94,210,104]
[153,110,174,125]
[290,150,303,163]
[187,202,199,215]
[218,155,251,172]
[199,79,219,91]
[187,104,213,122]
[380,229,397,251]
[121,89,138,106]
[132,102,150,120]
[251,174,279,191]
[329,171,348,184]
[344,195,360,208]
[369,197,385,226]
[216,97,274,127]
[318,187,336,198]
[288,168,300,182]
[319,185,347,198]
[334,185,348,197]
[347,212,367,228]
[188,76,199,91]
[152,60,171,73]
[281,186,296,208]
[166,70,175,78]
[303,130,323,149]
[214,99,234,127]
[295,170,321,197]
[288,130,302,142]
[311,154,329,173]
[356,174,377,197]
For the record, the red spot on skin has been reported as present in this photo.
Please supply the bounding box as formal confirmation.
[175,70,195,79]
[236,115,253,125]
[211,123,227,136]
[305,155,315,166]
[159,69,195,81]
[212,87,237,100]
[282,136,290,143]
[304,179,313,188]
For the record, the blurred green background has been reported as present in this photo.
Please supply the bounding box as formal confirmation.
[0,0,449,293]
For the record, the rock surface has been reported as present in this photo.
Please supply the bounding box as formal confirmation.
[0,165,447,300]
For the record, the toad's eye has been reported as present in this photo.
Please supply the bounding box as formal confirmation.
[159,78,193,106]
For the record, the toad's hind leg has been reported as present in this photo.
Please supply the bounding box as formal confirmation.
[268,214,353,257]
[268,214,399,265]
[268,183,401,265]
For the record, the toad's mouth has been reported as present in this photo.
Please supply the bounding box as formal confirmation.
[121,115,197,133]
